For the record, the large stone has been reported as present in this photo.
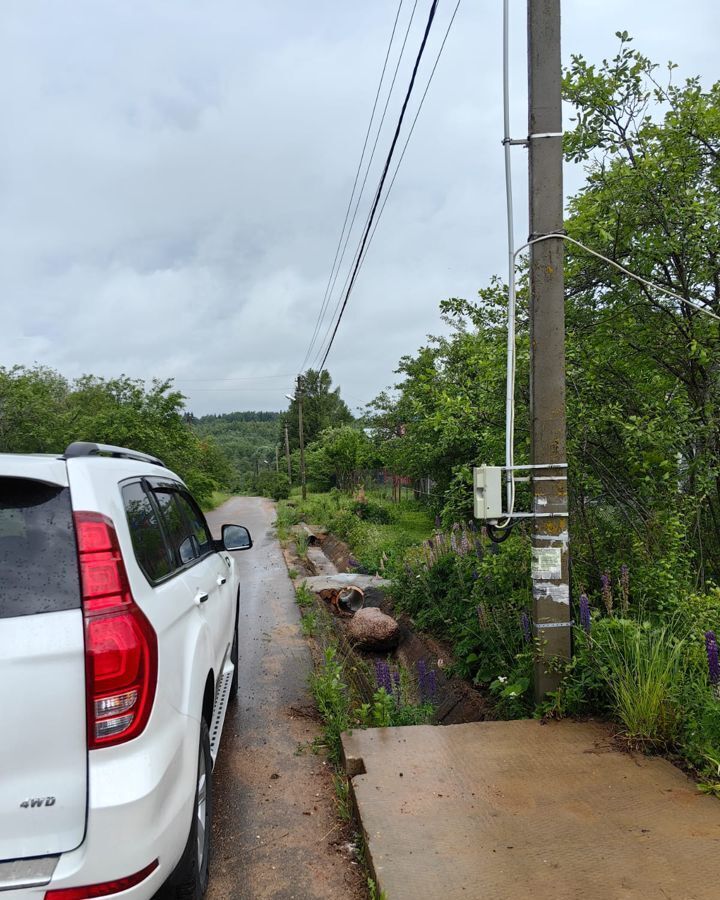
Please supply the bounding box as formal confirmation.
[347,607,400,651]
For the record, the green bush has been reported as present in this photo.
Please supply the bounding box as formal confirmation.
[392,529,532,690]
[350,499,393,524]
[254,471,290,501]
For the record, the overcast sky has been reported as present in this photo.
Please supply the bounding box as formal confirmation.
[2,1,718,416]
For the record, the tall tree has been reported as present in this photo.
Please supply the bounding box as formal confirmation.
[283,369,352,450]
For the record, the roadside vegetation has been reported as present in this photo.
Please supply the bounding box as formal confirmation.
[283,37,720,789]
[0,365,234,507]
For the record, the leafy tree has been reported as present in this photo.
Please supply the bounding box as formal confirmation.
[562,33,720,590]
[305,425,378,490]
[283,369,352,451]
[0,366,232,506]
[367,35,720,599]
[192,412,282,490]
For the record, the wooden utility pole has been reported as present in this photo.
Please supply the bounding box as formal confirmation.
[297,376,307,501]
[284,422,292,484]
[528,0,571,698]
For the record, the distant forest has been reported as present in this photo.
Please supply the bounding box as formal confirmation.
[191,411,281,486]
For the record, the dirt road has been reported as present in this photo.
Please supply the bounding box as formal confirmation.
[203,496,363,900]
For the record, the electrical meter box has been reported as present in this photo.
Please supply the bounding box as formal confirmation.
[473,466,503,520]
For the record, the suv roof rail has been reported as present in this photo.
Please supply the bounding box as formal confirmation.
[63,442,166,467]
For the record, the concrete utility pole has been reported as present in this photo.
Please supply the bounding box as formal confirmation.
[284,422,292,484]
[528,0,571,698]
[297,376,307,501]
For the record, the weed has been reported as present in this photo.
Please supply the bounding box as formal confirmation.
[309,647,352,765]
[333,772,352,823]
[295,585,315,608]
[301,612,317,636]
[295,530,310,558]
[367,877,388,900]
[288,568,298,580]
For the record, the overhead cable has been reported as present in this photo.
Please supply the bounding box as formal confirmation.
[299,0,407,373]
[353,0,463,281]
[312,0,421,364]
[313,0,461,371]
[315,0,442,373]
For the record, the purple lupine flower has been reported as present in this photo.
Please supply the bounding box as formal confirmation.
[434,515,441,529]
[472,569,479,582]
[600,572,613,614]
[427,538,435,551]
[417,658,426,686]
[450,533,458,553]
[374,659,392,694]
[423,668,437,702]
[468,519,477,533]
[521,611,532,643]
[706,631,720,685]
[476,603,488,628]
[579,593,591,633]
[391,668,402,704]
[620,564,630,614]
[460,529,470,555]
[417,662,426,702]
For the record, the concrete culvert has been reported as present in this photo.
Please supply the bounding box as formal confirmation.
[298,522,318,545]
[338,586,364,613]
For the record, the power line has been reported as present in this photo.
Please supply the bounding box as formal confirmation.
[308,0,421,372]
[353,0,463,280]
[315,0,453,372]
[299,0,407,374]
[174,374,295,383]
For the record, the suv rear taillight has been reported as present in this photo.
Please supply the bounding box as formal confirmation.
[74,512,157,749]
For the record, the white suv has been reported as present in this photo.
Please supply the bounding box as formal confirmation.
[0,443,251,900]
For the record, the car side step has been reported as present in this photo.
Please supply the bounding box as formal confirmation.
[209,663,234,765]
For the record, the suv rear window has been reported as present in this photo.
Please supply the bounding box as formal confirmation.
[122,482,173,582]
[0,477,81,619]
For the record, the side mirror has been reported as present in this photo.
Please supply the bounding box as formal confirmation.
[222,524,253,551]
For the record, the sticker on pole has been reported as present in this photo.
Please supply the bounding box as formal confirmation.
[531,547,562,579]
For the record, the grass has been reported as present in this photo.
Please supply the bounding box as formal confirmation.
[595,621,685,749]
[201,490,231,512]
[278,488,434,575]
[295,530,310,558]
[300,611,317,636]
[295,584,315,608]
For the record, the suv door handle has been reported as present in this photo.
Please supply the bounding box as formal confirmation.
[217,576,227,586]
[195,591,210,605]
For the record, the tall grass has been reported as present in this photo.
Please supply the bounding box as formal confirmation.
[595,621,685,749]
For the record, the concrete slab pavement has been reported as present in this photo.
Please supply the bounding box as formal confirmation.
[342,719,720,900]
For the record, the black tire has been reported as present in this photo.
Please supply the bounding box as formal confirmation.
[162,719,213,899]
[229,603,239,701]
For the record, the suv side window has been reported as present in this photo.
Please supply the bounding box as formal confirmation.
[122,482,173,582]
[153,489,200,567]
[175,492,213,555]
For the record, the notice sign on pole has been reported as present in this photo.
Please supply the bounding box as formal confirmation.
[531,547,562,580]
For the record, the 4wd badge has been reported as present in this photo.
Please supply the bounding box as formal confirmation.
[20,796,56,808]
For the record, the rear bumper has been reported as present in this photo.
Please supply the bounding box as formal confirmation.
[6,701,199,899]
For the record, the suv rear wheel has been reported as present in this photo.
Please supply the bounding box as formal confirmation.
[163,719,213,899]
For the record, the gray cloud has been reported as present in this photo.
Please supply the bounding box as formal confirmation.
[1,0,718,414]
